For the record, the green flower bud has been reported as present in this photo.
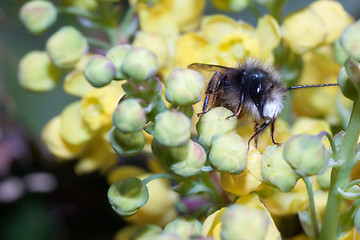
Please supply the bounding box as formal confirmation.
[106,44,132,80]
[19,0,57,34]
[151,139,171,161]
[196,107,238,149]
[168,140,206,177]
[108,127,145,156]
[221,204,269,240]
[121,48,158,83]
[153,111,191,147]
[164,217,202,238]
[355,208,360,234]
[165,69,205,106]
[83,55,115,87]
[18,51,61,92]
[130,225,162,240]
[345,57,360,94]
[108,177,149,217]
[209,132,247,174]
[338,66,358,100]
[283,135,330,177]
[333,39,349,66]
[113,99,147,133]
[340,20,360,62]
[46,26,88,68]
[261,145,299,192]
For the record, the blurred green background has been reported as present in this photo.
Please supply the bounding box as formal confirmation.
[1,0,360,240]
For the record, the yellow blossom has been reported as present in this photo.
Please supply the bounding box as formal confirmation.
[81,82,124,131]
[200,15,240,44]
[220,146,265,195]
[292,46,347,121]
[107,165,147,184]
[41,116,84,160]
[339,228,360,240]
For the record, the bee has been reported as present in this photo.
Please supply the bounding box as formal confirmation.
[188,58,338,148]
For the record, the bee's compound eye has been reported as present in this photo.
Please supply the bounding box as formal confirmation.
[250,80,263,106]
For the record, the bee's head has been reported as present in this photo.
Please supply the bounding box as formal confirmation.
[244,68,286,119]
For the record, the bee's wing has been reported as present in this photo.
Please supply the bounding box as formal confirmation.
[188,63,236,74]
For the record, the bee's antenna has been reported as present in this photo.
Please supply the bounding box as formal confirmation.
[286,83,339,91]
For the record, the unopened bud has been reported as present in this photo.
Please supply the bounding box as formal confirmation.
[209,132,247,174]
[84,55,115,87]
[345,57,360,94]
[340,20,360,62]
[333,39,349,66]
[18,51,61,92]
[108,178,149,217]
[261,145,299,192]
[130,225,162,240]
[108,127,145,156]
[19,0,57,34]
[106,44,132,80]
[283,134,330,176]
[153,111,191,147]
[121,48,158,83]
[165,69,205,106]
[338,66,358,100]
[113,99,147,133]
[164,217,202,238]
[168,140,206,177]
[46,26,88,68]
[196,107,238,149]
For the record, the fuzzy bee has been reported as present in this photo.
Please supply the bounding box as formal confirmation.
[188,58,338,148]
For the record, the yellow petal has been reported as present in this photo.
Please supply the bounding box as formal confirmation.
[41,116,84,159]
[256,15,281,52]
[107,165,148,184]
[61,101,93,145]
[171,0,205,32]
[282,8,326,54]
[63,70,95,97]
[201,14,240,43]
[310,0,353,44]
[202,208,226,239]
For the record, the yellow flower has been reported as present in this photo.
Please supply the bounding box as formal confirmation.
[220,146,265,195]
[339,228,360,240]
[292,46,348,121]
[81,82,124,131]
[41,116,85,160]
[202,194,280,239]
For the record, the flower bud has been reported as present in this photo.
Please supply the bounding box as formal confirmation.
[221,204,269,240]
[121,48,158,83]
[164,217,202,238]
[209,132,247,174]
[106,44,132,80]
[338,66,358,100]
[83,55,115,87]
[165,69,205,106]
[340,20,360,62]
[113,99,147,133]
[333,40,349,66]
[345,57,360,94]
[108,177,149,217]
[316,168,331,189]
[261,145,299,192]
[108,127,145,156]
[19,0,57,34]
[18,51,61,92]
[210,0,249,12]
[153,111,191,147]
[283,134,330,177]
[168,140,206,177]
[46,26,88,68]
[130,225,162,240]
[196,107,238,149]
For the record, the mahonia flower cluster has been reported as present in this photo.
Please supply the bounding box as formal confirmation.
[17,0,360,239]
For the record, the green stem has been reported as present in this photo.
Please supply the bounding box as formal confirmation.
[142,173,181,185]
[320,99,360,240]
[269,0,287,23]
[317,131,340,163]
[105,27,118,47]
[86,37,111,50]
[303,177,320,238]
[58,6,98,20]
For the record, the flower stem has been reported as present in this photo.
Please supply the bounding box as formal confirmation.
[86,37,111,50]
[320,99,360,240]
[303,177,319,238]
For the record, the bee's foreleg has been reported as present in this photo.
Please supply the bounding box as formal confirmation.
[248,119,271,149]
[270,119,281,146]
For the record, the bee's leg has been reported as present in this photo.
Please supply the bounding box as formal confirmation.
[198,72,226,117]
[254,123,260,148]
[247,119,271,149]
[270,119,281,146]
[226,92,244,120]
